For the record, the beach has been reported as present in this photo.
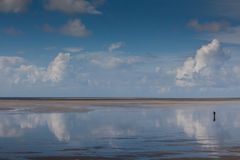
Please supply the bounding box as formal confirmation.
[0,98,240,112]
[0,98,240,111]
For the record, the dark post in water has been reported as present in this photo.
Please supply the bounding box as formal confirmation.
[213,111,216,122]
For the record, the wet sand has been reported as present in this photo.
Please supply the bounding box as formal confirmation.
[0,98,240,112]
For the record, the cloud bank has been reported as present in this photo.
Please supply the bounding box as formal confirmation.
[1,39,240,97]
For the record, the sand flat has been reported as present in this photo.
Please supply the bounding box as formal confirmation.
[0,98,240,112]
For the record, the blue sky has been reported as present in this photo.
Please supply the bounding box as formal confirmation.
[1,0,240,97]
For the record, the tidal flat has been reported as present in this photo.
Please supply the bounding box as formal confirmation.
[0,98,240,112]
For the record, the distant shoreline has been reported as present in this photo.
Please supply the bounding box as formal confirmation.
[1,97,240,101]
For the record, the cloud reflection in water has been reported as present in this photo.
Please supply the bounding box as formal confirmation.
[0,105,240,159]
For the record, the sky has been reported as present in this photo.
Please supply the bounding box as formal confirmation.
[1,0,240,97]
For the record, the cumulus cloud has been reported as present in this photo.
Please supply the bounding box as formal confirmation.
[0,56,26,84]
[187,20,229,32]
[60,19,90,37]
[17,65,45,84]
[45,0,102,14]
[0,56,24,69]
[108,42,123,52]
[176,39,230,87]
[0,53,70,85]
[45,53,71,82]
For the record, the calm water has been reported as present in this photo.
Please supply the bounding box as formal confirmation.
[1,104,240,159]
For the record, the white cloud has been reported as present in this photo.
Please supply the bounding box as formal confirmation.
[64,47,83,53]
[60,19,90,37]
[108,42,123,52]
[0,0,31,13]
[0,56,24,69]
[89,54,141,69]
[45,0,102,14]
[187,19,229,32]
[0,56,26,84]
[176,39,230,87]
[45,53,71,82]
[91,56,124,69]
[17,65,45,84]
[0,53,70,85]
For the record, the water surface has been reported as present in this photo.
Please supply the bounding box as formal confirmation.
[0,104,240,159]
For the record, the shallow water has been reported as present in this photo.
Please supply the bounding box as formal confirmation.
[1,104,240,159]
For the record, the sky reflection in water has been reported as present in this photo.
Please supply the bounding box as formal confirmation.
[0,105,240,159]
